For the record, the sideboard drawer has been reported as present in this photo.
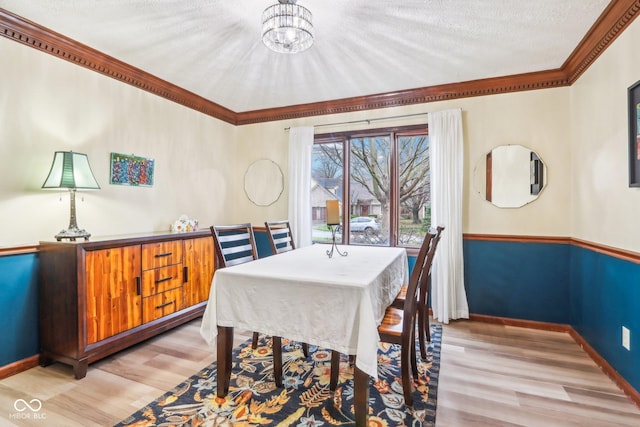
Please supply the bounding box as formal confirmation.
[142,288,182,323]
[142,241,183,270]
[141,264,183,296]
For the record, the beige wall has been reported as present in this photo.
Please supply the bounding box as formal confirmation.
[3,16,638,251]
[232,121,295,227]
[236,89,573,238]
[0,37,237,246]
[570,18,640,253]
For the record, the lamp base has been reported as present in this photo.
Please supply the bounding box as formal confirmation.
[55,226,91,242]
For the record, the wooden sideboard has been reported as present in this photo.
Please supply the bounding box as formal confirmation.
[38,231,214,379]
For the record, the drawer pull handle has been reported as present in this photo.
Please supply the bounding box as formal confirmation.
[155,252,173,258]
[155,276,174,284]
[155,301,174,310]
[136,277,141,295]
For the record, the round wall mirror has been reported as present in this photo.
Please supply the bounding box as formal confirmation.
[473,145,546,208]
[244,159,284,206]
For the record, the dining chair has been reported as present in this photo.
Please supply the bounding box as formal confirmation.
[211,223,284,387]
[328,231,436,403]
[327,234,437,395]
[392,226,444,360]
[376,229,441,406]
[264,220,309,358]
[415,226,443,356]
[264,220,295,254]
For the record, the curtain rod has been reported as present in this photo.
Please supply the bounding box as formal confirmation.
[284,112,429,131]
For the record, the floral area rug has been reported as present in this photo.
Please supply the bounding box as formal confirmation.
[116,325,441,426]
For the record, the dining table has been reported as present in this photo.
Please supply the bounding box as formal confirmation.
[200,243,408,426]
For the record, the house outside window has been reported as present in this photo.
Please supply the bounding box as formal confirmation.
[311,125,430,248]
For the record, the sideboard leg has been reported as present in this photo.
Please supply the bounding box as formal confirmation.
[73,360,88,379]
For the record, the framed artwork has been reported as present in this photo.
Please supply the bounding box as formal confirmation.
[110,153,154,187]
[629,80,640,187]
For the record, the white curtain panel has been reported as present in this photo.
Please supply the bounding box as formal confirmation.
[287,126,314,247]
[429,109,469,324]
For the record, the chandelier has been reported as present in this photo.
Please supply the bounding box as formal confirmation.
[262,0,314,54]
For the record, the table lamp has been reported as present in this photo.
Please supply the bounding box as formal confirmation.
[42,151,100,241]
[326,200,347,258]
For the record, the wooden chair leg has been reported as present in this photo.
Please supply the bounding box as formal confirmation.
[400,333,414,407]
[251,331,259,349]
[425,280,432,345]
[329,350,340,391]
[425,309,431,343]
[273,336,282,388]
[302,342,309,358]
[410,324,418,384]
[417,305,428,360]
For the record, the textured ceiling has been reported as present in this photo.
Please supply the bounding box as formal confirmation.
[0,0,611,113]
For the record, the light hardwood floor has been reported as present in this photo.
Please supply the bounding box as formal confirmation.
[1,319,639,426]
[436,321,640,426]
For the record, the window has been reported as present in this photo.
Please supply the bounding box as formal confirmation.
[311,125,430,248]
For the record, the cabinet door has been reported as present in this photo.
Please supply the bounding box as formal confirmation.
[85,245,142,344]
[182,237,215,307]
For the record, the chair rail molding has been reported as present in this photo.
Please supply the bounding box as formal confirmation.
[464,234,640,264]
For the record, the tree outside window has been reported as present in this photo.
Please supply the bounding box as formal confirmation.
[311,125,430,248]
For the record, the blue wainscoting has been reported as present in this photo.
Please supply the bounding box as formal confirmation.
[463,240,572,324]
[570,246,640,393]
[0,253,39,366]
[0,235,638,396]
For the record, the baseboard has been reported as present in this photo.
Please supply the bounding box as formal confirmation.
[568,328,640,409]
[468,313,572,332]
[468,313,640,409]
[0,355,39,380]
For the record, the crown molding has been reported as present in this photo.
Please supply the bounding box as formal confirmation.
[0,8,237,124]
[235,69,570,125]
[1,1,639,125]
[563,0,640,84]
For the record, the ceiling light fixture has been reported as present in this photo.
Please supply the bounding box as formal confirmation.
[262,0,314,54]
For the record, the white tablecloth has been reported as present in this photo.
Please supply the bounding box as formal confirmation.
[200,244,408,378]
